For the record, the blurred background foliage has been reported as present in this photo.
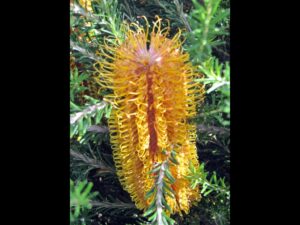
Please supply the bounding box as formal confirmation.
[70,0,230,224]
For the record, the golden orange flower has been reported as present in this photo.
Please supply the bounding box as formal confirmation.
[95,16,204,215]
[78,0,93,12]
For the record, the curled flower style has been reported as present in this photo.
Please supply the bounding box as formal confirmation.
[95,16,205,215]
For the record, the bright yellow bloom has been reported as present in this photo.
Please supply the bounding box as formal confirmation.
[78,0,93,12]
[95,16,204,215]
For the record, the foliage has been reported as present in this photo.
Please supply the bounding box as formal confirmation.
[70,179,98,223]
[185,0,230,63]
[195,57,230,126]
[70,0,230,224]
[70,96,111,142]
[118,0,191,29]
[188,163,229,200]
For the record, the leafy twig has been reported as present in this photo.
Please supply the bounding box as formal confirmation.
[173,0,192,32]
[144,151,178,225]
[188,163,229,199]
[70,149,115,174]
[70,40,101,61]
[90,200,135,209]
[155,161,167,225]
[70,101,108,125]
[197,125,230,136]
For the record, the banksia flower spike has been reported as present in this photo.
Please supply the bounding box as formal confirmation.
[95,16,204,216]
